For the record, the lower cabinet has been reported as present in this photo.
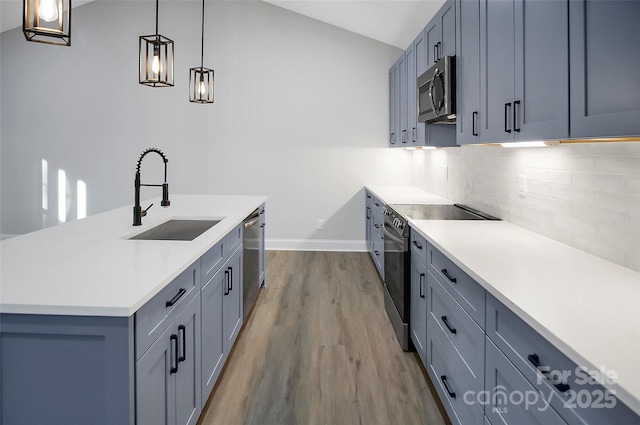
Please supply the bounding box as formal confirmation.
[222,246,243,355]
[259,204,266,286]
[136,293,202,425]
[410,230,428,365]
[365,190,385,280]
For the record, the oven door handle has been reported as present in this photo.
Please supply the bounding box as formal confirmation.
[383,222,409,251]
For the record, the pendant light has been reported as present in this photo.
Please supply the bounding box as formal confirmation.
[189,0,214,103]
[139,0,174,87]
[23,0,71,46]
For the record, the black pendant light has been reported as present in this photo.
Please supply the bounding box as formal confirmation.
[23,0,71,46]
[189,0,214,103]
[139,0,174,87]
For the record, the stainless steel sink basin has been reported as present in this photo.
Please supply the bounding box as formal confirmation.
[129,219,221,241]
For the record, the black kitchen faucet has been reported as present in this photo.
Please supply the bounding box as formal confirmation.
[133,147,170,226]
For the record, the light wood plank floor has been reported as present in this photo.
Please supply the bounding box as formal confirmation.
[198,251,447,425]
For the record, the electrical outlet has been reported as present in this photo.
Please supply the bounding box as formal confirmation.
[317,219,324,230]
[518,175,527,196]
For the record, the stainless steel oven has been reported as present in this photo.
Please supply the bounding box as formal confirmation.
[383,203,499,351]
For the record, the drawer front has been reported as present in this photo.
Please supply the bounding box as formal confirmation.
[428,272,485,394]
[372,211,384,235]
[372,229,384,278]
[370,193,384,213]
[201,239,225,287]
[428,245,485,327]
[410,229,427,266]
[225,223,242,256]
[486,294,639,425]
[485,338,568,425]
[427,329,484,425]
[135,264,200,361]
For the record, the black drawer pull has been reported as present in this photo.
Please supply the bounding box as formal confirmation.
[170,334,179,374]
[374,250,379,256]
[441,269,457,283]
[441,315,457,334]
[440,375,456,398]
[514,100,521,132]
[504,102,512,133]
[224,270,230,296]
[228,267,233,292]
[412,240,423,250]
[472,111,478,136]
[528,353,571,393]
[178,325,186,362]
[419,273,425,299]
[166,288,186,307]
[374,223,380,229]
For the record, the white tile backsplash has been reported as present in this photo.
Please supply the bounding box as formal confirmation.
[411,142,640,272]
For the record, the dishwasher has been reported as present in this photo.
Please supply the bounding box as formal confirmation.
[243,208,260,319]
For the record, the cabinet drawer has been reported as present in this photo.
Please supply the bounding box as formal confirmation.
[225,223,242,255]
[410,229,427,265]
[428,272,484,394]
[428,244,485,327]
[427,329,484,425]
[485,338,568,425]
[135,264,200,361]
[486,294,639,425]
[201,239,225,287]
[372,211,384,235]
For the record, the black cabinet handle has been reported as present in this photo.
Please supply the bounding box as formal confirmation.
[178,325,186,362]
[437,42,442,60]
[412,128,416,143]
[433,44,438,62]
[504,102,512,133]
[390,132,395,144]
[441,315,457,334]
[228,267,233,292]
[441,268,457,283]
[440,375,456,398]
[166,288,186,308]
[528,353,571,393]
[472,111,478,136]
[374,250,379,256]
[401,129,407,144]
[366,207,371,219]
[224,270,230,296]
[374,202,380,207]
[514,100,521,132]
[419,273,425,299]
[412,240,423,250]
[170,334,179,374]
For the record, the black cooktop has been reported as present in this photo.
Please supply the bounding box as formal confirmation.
[390,203,500,221]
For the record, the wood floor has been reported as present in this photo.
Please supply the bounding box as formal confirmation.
[198,251,447,425]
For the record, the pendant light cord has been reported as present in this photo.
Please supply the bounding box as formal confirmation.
[155,0,159,34]
[200,0,205,68]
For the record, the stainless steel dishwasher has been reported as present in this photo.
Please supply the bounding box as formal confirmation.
[243,208,260,319]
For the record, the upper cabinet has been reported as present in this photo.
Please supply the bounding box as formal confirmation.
[455,0,481,145]
[569,0,640,138]
[389,58,400,147]
[478,0,569,143]
[424,0,457,69]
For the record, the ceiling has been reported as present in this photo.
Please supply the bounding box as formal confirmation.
[1,0,444,49]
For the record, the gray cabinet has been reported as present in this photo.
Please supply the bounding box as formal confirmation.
[410,230,428,365]
[222,246,243,355]
[479,0,569,143]
[389,58,400,146]
[456,0,481,144]
[365,190,384,279]
[569,0,640,138]
[200,263,226,402]
[425,0,456,69]
[259,204,266,286]
[136,293,201,425]
[406,41,417,146]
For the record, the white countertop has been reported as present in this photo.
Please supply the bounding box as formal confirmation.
[0,194,266,317]
[366,184,452,205]
[366,185,640,415]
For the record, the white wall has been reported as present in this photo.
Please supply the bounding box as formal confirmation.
[0,1,411,247]
[411,143,640,272]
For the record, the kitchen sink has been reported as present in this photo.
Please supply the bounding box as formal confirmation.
[128,219,222,241]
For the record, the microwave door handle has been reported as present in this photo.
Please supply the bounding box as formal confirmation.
[428,68,440,117]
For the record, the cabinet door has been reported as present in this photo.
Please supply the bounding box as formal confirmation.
[480,0,516,143]
[569,0,640,138]
[201,267,225,403]
[456,0,481,145]
[415,30,428,145]
[406,42,417,146]
[175,294,201,425]
[398,53,409,146]
[439,0,456,58]
[136,325,177,425]
[389,62,397,146]
[424,18,440,69]
[514,0,569,140]
[410,258,428,365]
[223,247,243,355]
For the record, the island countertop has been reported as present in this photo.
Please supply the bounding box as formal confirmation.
[0,194,266,317]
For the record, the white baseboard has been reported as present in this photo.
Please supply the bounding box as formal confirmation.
[266,239,367,252]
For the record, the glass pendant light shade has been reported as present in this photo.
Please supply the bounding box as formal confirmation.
[189,67,214,103]
[139,0,174,87]
[189,0,214,103]
[139,34,174,87]
[23,0,71,46]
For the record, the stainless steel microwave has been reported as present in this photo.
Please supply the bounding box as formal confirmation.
[417,55,456,124]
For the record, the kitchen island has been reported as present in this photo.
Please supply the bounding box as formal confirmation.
[0,194,266,425]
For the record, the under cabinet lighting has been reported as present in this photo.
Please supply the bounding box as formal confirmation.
[501,141,549,148]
